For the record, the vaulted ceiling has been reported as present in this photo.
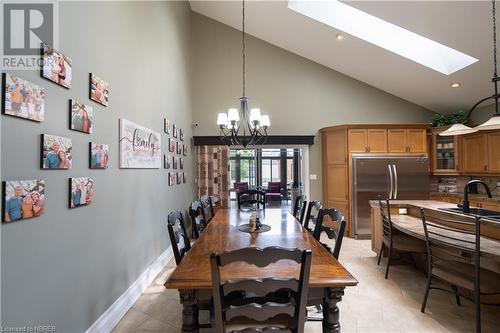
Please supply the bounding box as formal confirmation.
[189,1,496,114]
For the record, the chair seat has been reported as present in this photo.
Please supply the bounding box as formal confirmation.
[433,261,500,293]
[391,234,426,253]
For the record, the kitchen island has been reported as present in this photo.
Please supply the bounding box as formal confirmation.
[369,200,500,274]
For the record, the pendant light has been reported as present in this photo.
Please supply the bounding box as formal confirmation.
[440,0,500,136]
[216,0,270,147]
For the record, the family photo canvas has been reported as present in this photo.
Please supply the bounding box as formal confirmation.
[41,43,72,88]
[70,100,94,134]
[168,173,175,186]
[164,155,172,169]
[119,119,161,168]
[89,143,110,169]
[41,134,72,169]
[169,138,175,152]
[164,118,172,135]
[89,73,109,106]
[2,73,45,122]
[69,177,93,208]
[2,179,45,223]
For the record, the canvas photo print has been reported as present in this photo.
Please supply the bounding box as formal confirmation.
[168,172,175,186]
[177,172,182,185]
[173,156,178,169]
[2,73,45,122]
[179,157,184,170]
[169,138,175,152]
[176,141,182,155]
[69,177,93,208]
[89,73,109,106]
[164,155,171,169]
[183,144,188,156]
[41,43,72,88]
[41,134,72,169]
[183,172,187,184]
[3,179,45,223]
[90,143,110,169]
[164,118,172,135]
[179,128,184,141]
[173,124,178,138]
[70,100,94,133]
[119,119,161,168]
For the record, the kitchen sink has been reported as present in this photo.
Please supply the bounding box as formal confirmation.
[439,207,500,221]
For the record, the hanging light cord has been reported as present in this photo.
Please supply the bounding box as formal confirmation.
[242,0,246,97]
[494,0,498,79]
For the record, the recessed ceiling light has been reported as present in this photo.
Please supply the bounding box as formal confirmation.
[336,33,344,40]
[450,83,461,88]
[288,0,478,75]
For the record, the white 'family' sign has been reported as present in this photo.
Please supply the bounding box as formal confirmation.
[119,119,161,168]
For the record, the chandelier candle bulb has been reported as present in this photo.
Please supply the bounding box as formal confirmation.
[260,115,271,128]
[217,113,228,127]
[228,108,240,122]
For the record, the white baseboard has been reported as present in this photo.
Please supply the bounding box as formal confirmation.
[85,246,173,333]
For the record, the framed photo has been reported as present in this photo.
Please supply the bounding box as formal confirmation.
[2,179,45,223]
[183,144,188,156]
[177,172,182,185]
[168,173,175,186]
[119,119,161,168]
[41,134,72,169]
[2,73,45,122]
[164,154,172,169]
[89,143,109,169]
[164,118,172,135]
[41,43,72,88]
[168,138,175,152]
[70,100,94,134]
[89,73,109,106]
[176,141,182,155]
[183,172,187,184]
[69,177,93,208]
[173,124,178,138]
[179,128,184,141]
[173,156,178,169]
[179,157,184,170]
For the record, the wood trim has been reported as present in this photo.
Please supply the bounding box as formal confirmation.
[193,135,315,146]
[320,123,429,133]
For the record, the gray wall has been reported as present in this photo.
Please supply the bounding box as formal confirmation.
[1,1,193,332]
[190,13,436,200]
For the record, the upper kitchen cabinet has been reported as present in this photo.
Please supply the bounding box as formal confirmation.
[460,131,500,174]
[348,129,387,153]
[430,127,460,175]
[388,129,427,153]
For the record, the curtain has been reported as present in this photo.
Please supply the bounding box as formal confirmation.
[196,145,229,208]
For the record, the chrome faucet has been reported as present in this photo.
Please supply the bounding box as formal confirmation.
[462,180,493,213]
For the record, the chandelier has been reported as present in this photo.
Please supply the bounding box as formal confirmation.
[216,0,270,147]
[441,0,500,136]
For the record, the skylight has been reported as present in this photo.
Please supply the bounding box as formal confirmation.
[287,0,478,75]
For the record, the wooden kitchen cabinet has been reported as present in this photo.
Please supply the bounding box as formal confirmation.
[348,129,388,153]
[321,124,429,237]
[487,132,500,173]
[430,127,460,175]
[388,129,427,153]
[461,134,488,174]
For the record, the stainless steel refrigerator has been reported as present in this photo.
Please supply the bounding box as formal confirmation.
[352,154,430,239]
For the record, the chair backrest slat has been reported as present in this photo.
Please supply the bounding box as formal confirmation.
[292,195,305,219]
[200,195,215,221]
[303,201,322,231]
[189,200,207,239]
[378,198,393,244]
[420,208,480,268]
[211,246,311,333]
[312,208,346,259]
[167,211,191,265]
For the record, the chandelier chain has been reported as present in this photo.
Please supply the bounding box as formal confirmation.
[242,0,246,97]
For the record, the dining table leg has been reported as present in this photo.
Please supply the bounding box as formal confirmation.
[179,289,199,333]
[322,287,344,333]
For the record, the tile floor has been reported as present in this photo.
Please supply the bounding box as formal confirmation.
[112,236,500,333]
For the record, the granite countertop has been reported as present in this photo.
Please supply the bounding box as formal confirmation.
[430,192,500,204]
[368,199,500,226]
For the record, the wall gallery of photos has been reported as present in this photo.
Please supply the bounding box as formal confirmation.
[2,42,189,224]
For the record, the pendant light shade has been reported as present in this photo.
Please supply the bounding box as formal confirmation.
[439,123,479,136]
[475,114,500,130]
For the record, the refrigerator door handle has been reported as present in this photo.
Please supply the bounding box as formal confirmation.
[392,164,398,199]
[387,164,393,199]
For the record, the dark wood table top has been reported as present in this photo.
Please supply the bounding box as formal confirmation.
[164,208,358,289]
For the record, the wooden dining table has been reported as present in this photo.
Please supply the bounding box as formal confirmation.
[164,208,358,333]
